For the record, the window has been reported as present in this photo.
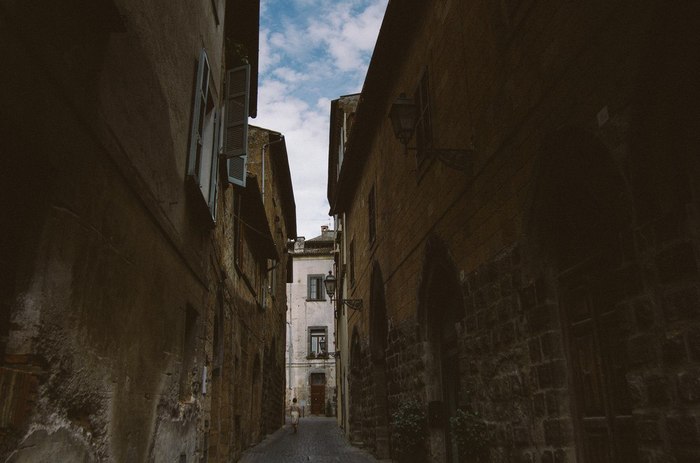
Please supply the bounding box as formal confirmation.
[179,305,199,401]
[414,70,433,166]
[349,239,356,287]
[188,49,220,220]
[269,258,278,298]
[307,274,325,301]
[212,288,224,376]
[224,65,250,188]
[309,327,328,355]
[368,186,376,245]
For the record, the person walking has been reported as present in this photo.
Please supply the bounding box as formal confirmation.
[290,398,301,433]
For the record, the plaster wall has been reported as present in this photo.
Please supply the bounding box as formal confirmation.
[286,254,336,413]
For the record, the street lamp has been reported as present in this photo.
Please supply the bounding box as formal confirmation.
[323,270,362,311]
[388,93,474,171]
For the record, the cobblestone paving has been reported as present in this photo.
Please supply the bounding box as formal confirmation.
[238,416,380,463]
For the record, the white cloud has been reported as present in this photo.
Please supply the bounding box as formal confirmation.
[272,67,309,84]
[255,0,388,238]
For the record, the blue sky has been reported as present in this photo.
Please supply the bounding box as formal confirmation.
[253,0,388,239]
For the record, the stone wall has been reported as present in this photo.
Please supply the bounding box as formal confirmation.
[331,1,700,461]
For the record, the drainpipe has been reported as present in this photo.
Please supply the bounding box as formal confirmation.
[261,136,285,204]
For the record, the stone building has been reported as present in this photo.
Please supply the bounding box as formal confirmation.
[0,1,295,462]
[208,125,296,460]
[328,1,700,462]
[327,94,360,434]
[286,228,337,417]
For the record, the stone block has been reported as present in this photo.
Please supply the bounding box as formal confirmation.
[537,361,566,389]
[635,415,661,442]
[634,298,656,330]
[627,334,657,367]
[520,284,537,312]
[647,375,671,406]
[528,304,557,333]
[688,327,700,362]
[513,425,529,446]
[657,243,698,285]
[540,331,562,360]
[529,338,542,363]
[543,419,572,446]
[545,390,562,416]
[667,415,700,444]
[662,332,688,366]
[533,393,546,418]
[662,285,700,323]
[678,370,700,403]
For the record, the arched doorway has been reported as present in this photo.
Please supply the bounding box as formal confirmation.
[418,237,463,463]
[349,328,362,443]
[527,127,636,462]
[369,263,391,458]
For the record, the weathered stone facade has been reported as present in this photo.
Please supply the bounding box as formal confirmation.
[328,1,700,462]
[207,126,295,460]
[0,1,294,462]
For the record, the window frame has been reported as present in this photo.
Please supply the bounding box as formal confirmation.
[368,186,377,246]
[349,238,356,287]
[307,274,326,301]
[308,326,328,356]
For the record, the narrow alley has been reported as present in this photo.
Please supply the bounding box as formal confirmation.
[239,417,378,463]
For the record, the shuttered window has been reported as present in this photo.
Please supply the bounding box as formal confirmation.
[224,65,250,187]
[187,48,220,221]
[368,186,376,245]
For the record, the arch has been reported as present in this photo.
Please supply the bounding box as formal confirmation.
[525,127,636,462]
[369,262,388,361]
[523,126,631,271]
[348,327,363,444]
[417,236,464,463]
[417,236,464,343]
[369,262,391,458]
[350,327,361,375]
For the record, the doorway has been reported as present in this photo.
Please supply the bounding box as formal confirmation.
[560,264,635,462]
[309,372,326,415]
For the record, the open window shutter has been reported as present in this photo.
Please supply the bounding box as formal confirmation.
[224,65,250,187]
[208,108,220,220]
[188,49,209,179]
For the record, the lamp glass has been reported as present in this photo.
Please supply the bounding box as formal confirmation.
[388,94,418,145]
[324,271,337,298]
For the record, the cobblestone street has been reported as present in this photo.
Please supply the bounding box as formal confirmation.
[238,417,379,463]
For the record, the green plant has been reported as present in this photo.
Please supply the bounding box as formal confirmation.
[449,408,488,462]
[391,399,427,463]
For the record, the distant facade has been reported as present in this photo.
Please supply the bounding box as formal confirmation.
[329,2,700,463]
[0,1,296,462]
[286,228,337,416]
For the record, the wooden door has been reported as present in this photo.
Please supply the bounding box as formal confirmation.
[562,277,636,462]
[310,373,326,415]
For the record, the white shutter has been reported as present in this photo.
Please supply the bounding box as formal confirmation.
[208,108,220,220]
[188,49,210,180]
[224,65,250,187]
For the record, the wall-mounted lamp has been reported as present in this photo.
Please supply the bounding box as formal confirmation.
[323,271,363,311]
[388,93,474,171]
